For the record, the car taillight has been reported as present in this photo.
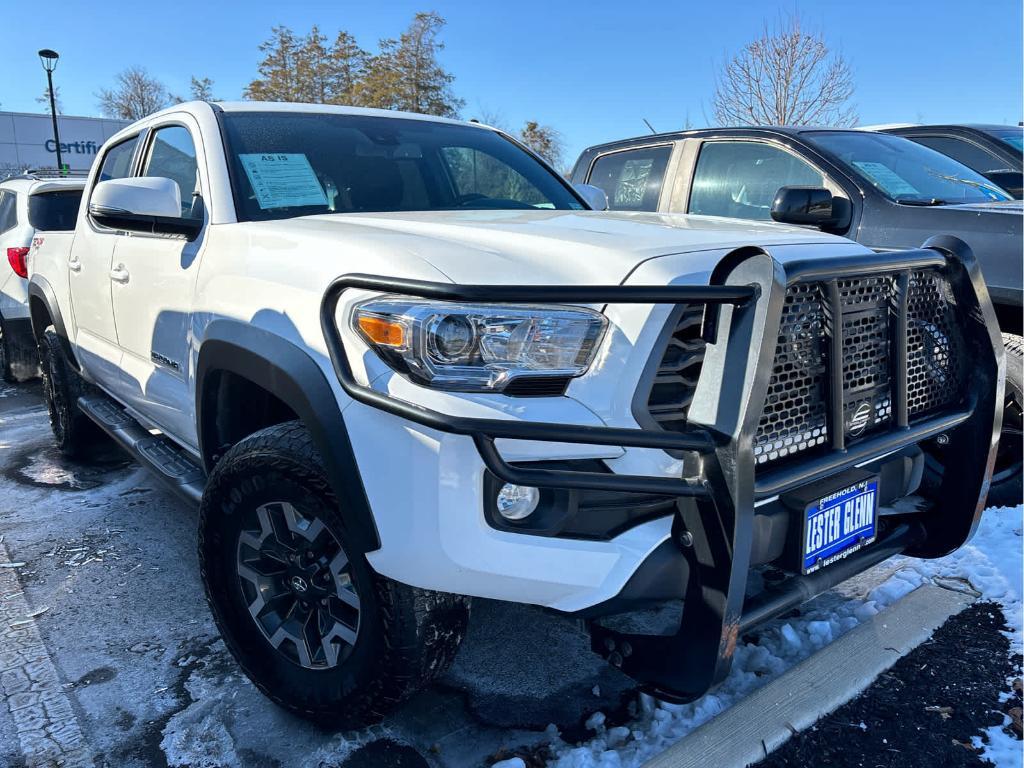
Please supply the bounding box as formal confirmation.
[7,247,29,279]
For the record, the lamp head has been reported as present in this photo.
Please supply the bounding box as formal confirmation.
[38,49,59,72]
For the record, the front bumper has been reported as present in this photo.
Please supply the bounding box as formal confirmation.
[320,237,1003,702]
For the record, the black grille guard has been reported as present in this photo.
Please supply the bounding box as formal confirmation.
[319,236,1004,703]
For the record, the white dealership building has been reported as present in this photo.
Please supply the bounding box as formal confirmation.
[0,110,129,175]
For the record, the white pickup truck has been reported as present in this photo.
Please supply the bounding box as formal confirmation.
[28,101,1003,726]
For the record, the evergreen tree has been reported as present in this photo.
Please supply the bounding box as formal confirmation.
[325,30,367,105]
[357,12,463,117]
[245,26,302,101]
[189,76,217,102]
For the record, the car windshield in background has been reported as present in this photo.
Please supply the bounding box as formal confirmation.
[219,112,584,221]
[28,189,83,231]
[807,131,1013,205]
[988,127,1024,152]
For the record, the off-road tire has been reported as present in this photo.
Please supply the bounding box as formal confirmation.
[0,315,11,383]
[198,421,470,726]
[922,333,1022,508]
[987,334,1023,508]
[0,315,40,383]
[37,326,101,457]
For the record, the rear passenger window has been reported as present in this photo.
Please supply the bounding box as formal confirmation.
[0,191,17,234]
[143,126,203,219]
[97,137,139,182]
[587,146,672,211]
[29,190,83,231]
[689,141,824,221]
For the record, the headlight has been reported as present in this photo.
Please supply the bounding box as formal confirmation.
[352,297,607,392]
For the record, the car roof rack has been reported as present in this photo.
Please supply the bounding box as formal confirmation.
[1,168,90,181]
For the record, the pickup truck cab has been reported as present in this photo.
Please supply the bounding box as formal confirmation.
[0,173,84,381]
[29,102,1004,725]
[571,127,1023,505]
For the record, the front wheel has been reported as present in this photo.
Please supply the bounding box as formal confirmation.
[988,334,1023,507]
[923,333,1023,508]
[198,421,469,726]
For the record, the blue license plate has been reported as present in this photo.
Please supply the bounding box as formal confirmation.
[802,478,878,574]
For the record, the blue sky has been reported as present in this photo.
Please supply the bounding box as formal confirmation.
[2,0,1021,164]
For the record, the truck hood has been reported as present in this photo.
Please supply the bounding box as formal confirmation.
[272,209,850,285]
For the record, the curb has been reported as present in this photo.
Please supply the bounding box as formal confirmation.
[642,582,975,768]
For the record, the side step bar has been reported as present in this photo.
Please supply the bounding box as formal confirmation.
[77,395,205,505]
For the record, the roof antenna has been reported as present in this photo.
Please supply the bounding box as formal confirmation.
[642,118,657,134]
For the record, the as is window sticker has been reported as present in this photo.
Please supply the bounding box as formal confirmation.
[239,153,328,209]
[852,161,919,197]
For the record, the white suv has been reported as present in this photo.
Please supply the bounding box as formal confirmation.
[27,102,1003,726]
[0,173,84,381]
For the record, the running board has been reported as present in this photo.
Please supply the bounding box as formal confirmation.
[77,394,205,505]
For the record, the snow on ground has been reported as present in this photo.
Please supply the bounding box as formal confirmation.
[544,503,1023,768]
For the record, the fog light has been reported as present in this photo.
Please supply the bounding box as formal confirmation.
[496,483,540,520]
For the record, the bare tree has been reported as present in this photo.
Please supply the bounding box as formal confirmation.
[519,121,564,168]
[712,16,856,127]
[98,67,170,120]
[36,86,62,114]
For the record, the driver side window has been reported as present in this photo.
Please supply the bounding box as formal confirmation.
[143,126,202,220]
[689,141,824,221]
[442,147,551,208]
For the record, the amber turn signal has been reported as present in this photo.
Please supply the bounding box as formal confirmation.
[357,315,406,347]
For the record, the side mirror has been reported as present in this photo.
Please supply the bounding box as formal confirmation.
[574,183,609,211]
[770,186,851,230]
[89,177,201,239]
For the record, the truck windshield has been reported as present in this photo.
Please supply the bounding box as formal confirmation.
[806,131,1013,205]
[219,112,584,221]
[28,189,83,231]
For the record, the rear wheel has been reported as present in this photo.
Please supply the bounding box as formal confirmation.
[198,421,470,726]
[0,316,11,383]
[0,316,41,382]
[37,326,101,457]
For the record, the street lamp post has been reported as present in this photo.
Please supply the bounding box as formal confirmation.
[38,49,62,175]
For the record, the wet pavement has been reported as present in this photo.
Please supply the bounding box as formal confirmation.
[0,385,634,768]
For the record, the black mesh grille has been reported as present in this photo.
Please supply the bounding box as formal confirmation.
[754,283,829,465]
[838,275,894,441]
[645,305,706,432]
[907,271,965,416]
[748,268,966,468]
[643,268,967,468]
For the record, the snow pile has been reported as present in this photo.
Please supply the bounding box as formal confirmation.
[545,504,1023,768]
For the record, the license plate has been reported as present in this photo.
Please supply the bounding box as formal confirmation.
[802,478,878,575]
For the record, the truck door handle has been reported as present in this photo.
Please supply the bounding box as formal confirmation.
[68,259,81,273]
[109,264,130,284]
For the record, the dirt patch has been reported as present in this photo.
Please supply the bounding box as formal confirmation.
[756,601,1022,767]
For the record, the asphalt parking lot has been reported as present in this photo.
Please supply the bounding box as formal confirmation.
[0,382,1019,768]
[0,383,646,768]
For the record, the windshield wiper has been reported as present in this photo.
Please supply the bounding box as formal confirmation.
[895,198,948,206]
